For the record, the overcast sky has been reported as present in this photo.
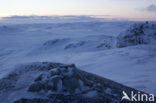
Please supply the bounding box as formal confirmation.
[0,0,156,20]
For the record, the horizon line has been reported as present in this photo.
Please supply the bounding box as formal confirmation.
[0,14,156,22]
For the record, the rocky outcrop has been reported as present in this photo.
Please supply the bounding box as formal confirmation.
[117,22,156,48]
[0,62,154,103]
[64,41,86,49]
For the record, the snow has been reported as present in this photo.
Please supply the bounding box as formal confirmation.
[105,88,112,95]
[0,21,156,97]
[83,90,97,98]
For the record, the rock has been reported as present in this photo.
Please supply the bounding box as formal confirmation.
[0,62,154,103]
[64,41,86,49]
[28,82,45,92]
[14,98,50,103]
[117,22,156,48]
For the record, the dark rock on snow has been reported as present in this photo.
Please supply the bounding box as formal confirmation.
[117,22,156,48]
[0,62,155,103]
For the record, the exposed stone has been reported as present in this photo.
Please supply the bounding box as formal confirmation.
[0,62,154,103]
[117,22,156,48]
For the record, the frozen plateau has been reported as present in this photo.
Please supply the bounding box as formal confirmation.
[0,18,156,103]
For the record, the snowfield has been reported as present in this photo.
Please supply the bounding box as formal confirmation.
[0,21,156,102]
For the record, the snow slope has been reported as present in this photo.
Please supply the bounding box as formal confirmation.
[0,21,156,98]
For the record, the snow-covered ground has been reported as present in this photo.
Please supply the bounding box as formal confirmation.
[0,21,156,96]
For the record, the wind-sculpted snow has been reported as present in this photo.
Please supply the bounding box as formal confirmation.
[0,62,151,103]
[0,25,21,34]
[117,22,156,48]
[43,38,70,48]
[41,35,114,53]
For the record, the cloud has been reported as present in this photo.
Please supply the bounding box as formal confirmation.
[0,15,128,24]
[2,15,52,20]
[146,4,156,12]
[0,15,104,24]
